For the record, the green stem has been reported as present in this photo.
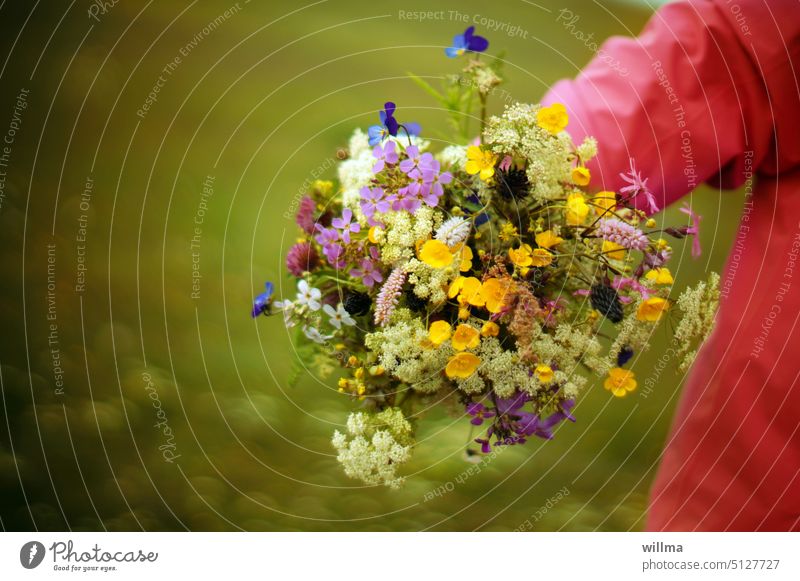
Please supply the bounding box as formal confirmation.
[479,92,488,142]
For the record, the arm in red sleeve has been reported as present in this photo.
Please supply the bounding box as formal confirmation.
[542,0,796,213]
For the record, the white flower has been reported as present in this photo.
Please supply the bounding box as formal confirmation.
[273,299,296,328]
[303,326,332,344]
[324,303,356,329]
[296,280,321,311]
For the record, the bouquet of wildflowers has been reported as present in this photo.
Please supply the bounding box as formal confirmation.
[253,27,719,488]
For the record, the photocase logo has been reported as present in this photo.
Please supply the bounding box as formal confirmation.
[20,541,46,569]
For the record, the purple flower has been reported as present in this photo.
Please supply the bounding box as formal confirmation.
[399,145,435,174]
[359,186,391,223]
[619,157,659,214]
[314,224,337,246]
[367,102,421,146]
[474,437,492,454]
[325,244,345,268]
[392,186,422,214]
[680,202,702,258]
[445,26,489,58]
[372,140,398,173]
[492,391,574,445]
[295,195,316,235]
[331,208,361,243]
[349,246,383,288]
[405,168,431,198]
[466,402,495,426]
[423,163,452,204]
[314,225,346,268]
[251,282,274,318]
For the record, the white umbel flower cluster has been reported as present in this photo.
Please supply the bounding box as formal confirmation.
[338,129,375,208]
[483,102,598,201]
[331,408,414,489]
[435,216,471,248]
[672,272,720,371]
[437,144,468,168]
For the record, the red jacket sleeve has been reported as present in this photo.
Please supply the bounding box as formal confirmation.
[542,0,800,213]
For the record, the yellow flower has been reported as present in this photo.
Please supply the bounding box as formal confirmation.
[536,103,569,135]
[572,166,591,186]
[602,240,626,261]
[636,297,669,322]
[452,324,480,351]
[449,276,485,307]
[535,230,563,249]
[480,278,514,313]
[481,321,500,337]
[645,268,674,285]
[419,239,453,268]
[368,225,382,244]
[592,190,617,215]
[459,245,473,272]
[530,248,554,267]
[312,180,333,196]
[446,352,481,379]
[465,146,498,182]
[458,306,471,320]
[565,192,589,225]
[646,218,657,228]
[604,367,637,397]
[428,320,452,346]
[534,364,554,384]
[509,244,533,267]
[499,222,518,242]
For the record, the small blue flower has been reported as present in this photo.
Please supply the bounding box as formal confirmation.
[251,282,274,317]
[367,102,421,146]
[445,26,489,58]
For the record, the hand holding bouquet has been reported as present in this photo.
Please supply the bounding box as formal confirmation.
[253,27,719,488]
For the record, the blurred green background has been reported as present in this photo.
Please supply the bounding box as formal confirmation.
[0,0,742,531]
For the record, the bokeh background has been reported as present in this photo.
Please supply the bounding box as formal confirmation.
[0,0,742,531]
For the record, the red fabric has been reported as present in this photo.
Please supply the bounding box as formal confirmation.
[543,0,800,530]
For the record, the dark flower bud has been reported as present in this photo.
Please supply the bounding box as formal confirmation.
[343,292,371,316]
[590,283,624,323]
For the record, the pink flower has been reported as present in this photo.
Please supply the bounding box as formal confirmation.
[619,157,659,214]
[680,202,702,258]
[612,276,652,300]
[295,195,316,235]
[374,267,406,326]
[285,241,320,276]
[596,218,649,251]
